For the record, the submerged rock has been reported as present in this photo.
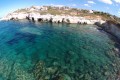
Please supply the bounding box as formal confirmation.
[113,48,119,53]
[0,21,120,80]
[84,73,92,80]
[52,74,71,80]
[47,67,58,75]
[44,75,50,80]
[33,61,46,80]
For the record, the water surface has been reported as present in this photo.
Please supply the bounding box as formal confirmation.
[0,21,120,80]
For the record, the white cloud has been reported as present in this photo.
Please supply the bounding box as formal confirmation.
[114,0,120,3]
[84,4,91,7]
[88,1,96,4]
[99,0,112,4]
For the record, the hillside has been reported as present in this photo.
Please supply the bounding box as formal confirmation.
[12,6,120,22]
[1,5,120,25]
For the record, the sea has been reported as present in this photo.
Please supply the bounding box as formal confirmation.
[0,20,120,80]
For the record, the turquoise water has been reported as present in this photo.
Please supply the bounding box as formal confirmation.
[0,21,120,80]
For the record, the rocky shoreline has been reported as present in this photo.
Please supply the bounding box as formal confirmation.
[1,13,105,25]
[95,21,120,58]
[1,10,120,42]
[0,6,106,25]
[1,12,120,45]
[0,6,120,51]
[95,21,120,41]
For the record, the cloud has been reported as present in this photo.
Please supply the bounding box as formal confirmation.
[84,1,95,7]
[99,0,112,4]
[84,4,91,7]
[114,0,120,3]
[88,1,96,4]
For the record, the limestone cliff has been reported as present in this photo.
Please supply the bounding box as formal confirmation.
[1,6,118,24]
[102,21,120,40]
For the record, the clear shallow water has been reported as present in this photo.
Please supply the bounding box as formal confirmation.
[0,21,120,80]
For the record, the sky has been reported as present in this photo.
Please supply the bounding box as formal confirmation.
[0,0,120,18]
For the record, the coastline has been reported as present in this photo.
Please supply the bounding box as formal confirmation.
[0,6,106,25]
[1,5,120,53]
[0,14,105,25]
[0,17,120,80]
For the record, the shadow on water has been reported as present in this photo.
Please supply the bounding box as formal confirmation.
[7,32,36,45]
